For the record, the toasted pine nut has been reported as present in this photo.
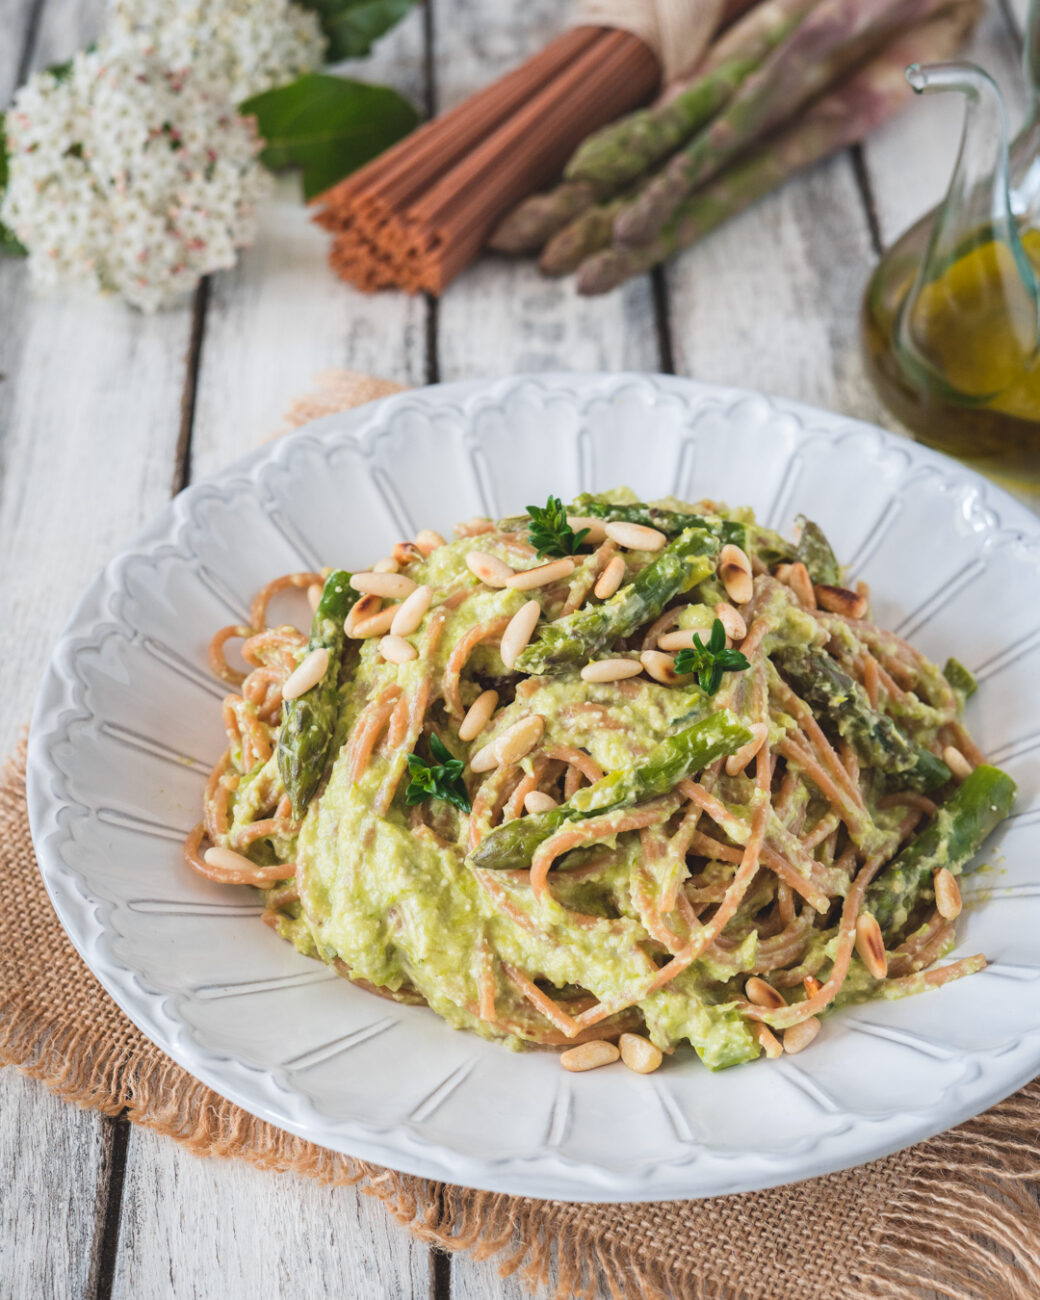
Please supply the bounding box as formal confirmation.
[718,543,754,604]
[306,583,323,613]
[466,550,514,588]
[282,647,329,700]
[942,745,974,782]
[524,790,558,814]
[783,1018,821,1055]
[500,600,541,670]
[604,520,667,551]
[344,593,381,635]
[506,557,575,590]
[204,845,262,875]
[618,1032,663,1075]
[856,579,870,605]
[373,556,399,573]
[814,584,867,619]
[803,975,822,997]
[352,607,397,638]
[785,561,816,609]
[469,741,500,773]
[640,650,681,685]
[657,628,697,651]
[459,689,499,743]
[755,1023,784,1059]
[745,976,785,1010]
[390,584,432,637]
[415,529,445,556]
[934,867,962,920]
[581,658,643,683]
[773,563,792,582]
[560,1040,619,1072]
[566,515,607,544]
[725,724,768,777]
[855,913,888,980]
[496,714,546,767]
[393,541,423,566]
[714,601,747,641]
[351,572,417,599]
[379,634,418,665]
[594,555,626,599]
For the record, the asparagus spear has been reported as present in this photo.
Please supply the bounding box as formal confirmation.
[867,764,1016,936]
[515,526,719,674]
[576,7,976,294]
[795,515,842,586]
[616,0,963,249]
[277,570,358,817]
[540,196,629,277]
[469,711,753,871]
[569,493,747,547]
[774,646,951,792]
[487,180,605,255]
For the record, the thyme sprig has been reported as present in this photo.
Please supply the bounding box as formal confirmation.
[674,618,749,695]
[526,495,590,559]
[405,733,471,813]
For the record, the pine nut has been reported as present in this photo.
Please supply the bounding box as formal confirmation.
[524,790,558,814]
[459,689,498,743]
[204,845,261,875]
[855,913,888,980]
[344,593,381,635]
[783,1018,821,1055]
[352,606,397,638]
[773,563,792,582]
[351,572,417,599]
[415,529,445,555]
[469,741,500,773]
[814,583,867,619]
[393,541,423,566]
[745,976,785,1010]
[657,628,697,651]
[580,658,642,683]
[373,556,399,573]
[306,583,323,613]
[594,555,626,599]
[500,600,541,669]
[785,561,816,609]
[718,543,753,605]
[856,579,871,605]
[725,724,768,776]
[942,745,974,782]
[390,584,432,636]
[604,520,667,551]
[560,1040,619,1072]
[618,1032,663,1075]
[496,714,546,767]
[506,557,575,590]
[640,650,681,685]
[755,1023,783,1059]
[714,601,747,641]
[379,634,418,664]
[803,975,822,997]
[466,550,514,588]
[934,867,963,919]
[566,515,607,544]
[282,647,329,700]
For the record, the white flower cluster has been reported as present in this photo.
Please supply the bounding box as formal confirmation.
[106,0,326,104]
[1,46,271,312]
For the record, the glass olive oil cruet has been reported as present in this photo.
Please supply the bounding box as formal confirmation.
[862,4,1040,486]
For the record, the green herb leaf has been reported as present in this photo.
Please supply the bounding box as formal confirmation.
[241,73,419,200]
[297,0,416,61]
[526,495,590,559]
[674,618,750,695]
[405,732,471,813]
[0,114,27,258]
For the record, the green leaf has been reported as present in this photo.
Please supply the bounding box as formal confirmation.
[241,73,419,200]
[674,618,749,696]
[0,114,27,257]
[526,495,590,559]
[405,732,471,814]
[298,0,417,61]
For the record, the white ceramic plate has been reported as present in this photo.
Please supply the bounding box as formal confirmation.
[27,373,1040,1202]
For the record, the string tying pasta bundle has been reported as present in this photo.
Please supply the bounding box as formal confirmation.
[312,0,748,293]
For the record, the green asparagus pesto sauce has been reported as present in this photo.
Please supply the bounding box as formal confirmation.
[219,491,1009,1070]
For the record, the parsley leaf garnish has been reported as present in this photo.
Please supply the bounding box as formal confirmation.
[405,732,471,813]
[674,618,750,695]
[526,495,590,558]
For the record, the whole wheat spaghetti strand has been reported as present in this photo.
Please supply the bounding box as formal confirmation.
[346,685,402,784]
[374,610,448,815]
[250,572,323,631]
[502,962,582,1037]
[443,616,511,718]
[209,625,253,686]
[183,823,290,888]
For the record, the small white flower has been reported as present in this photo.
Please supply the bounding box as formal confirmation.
[1,45,271,311]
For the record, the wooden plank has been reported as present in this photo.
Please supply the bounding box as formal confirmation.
[110,1127,430,1300]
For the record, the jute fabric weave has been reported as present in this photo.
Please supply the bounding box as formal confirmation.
[4,372,1040,1299]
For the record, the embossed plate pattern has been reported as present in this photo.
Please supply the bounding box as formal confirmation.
[26,374,1040,1201]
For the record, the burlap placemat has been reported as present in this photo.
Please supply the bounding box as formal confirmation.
[4,373,1040,1299]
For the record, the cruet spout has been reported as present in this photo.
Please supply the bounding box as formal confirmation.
[895,60,1040,402]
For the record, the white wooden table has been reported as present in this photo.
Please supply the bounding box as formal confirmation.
[1,1,1033,1296]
